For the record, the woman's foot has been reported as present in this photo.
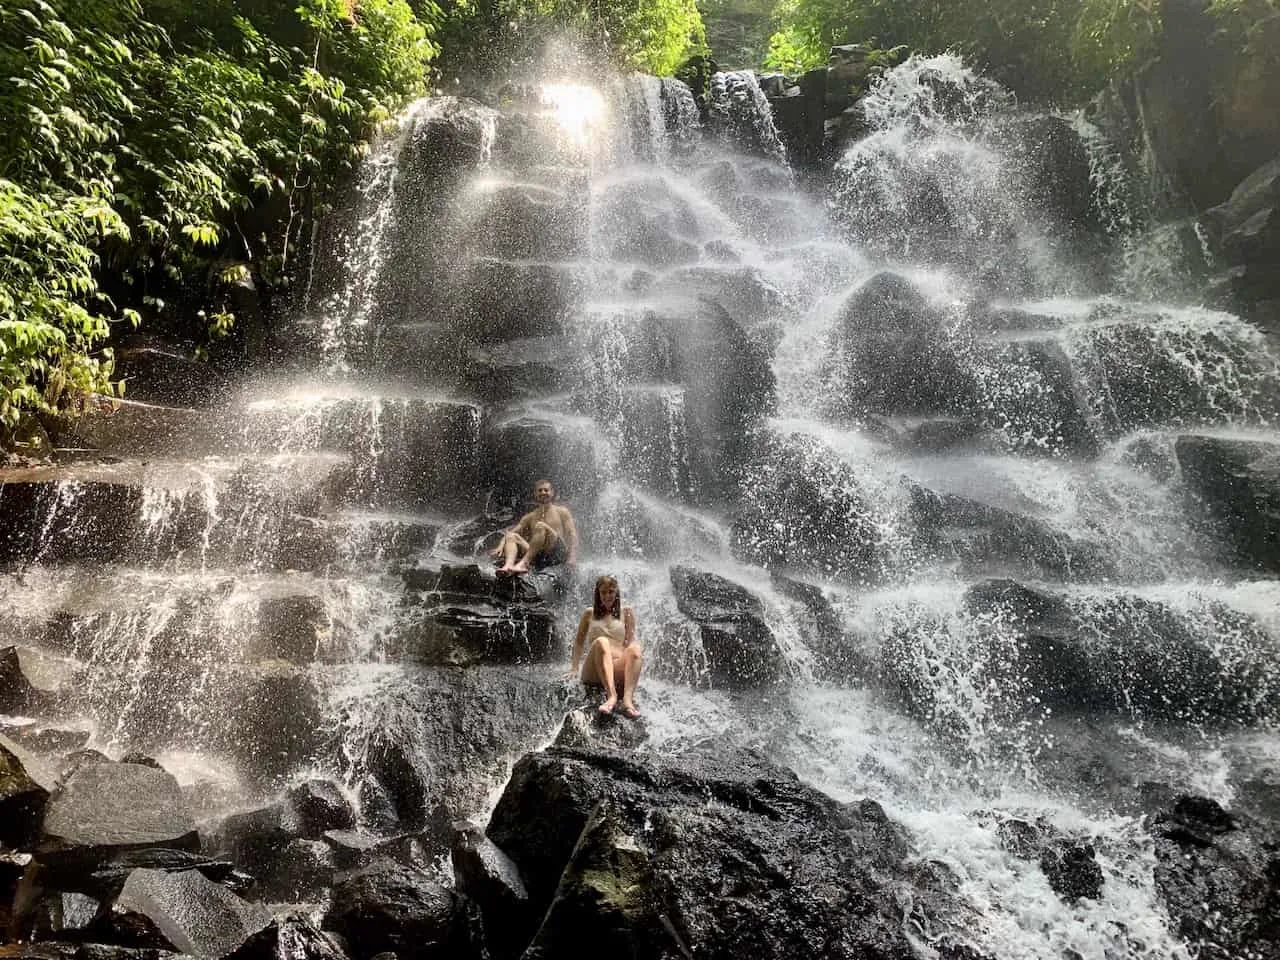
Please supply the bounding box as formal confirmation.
[619,701,640,719]
[598,695,617,715]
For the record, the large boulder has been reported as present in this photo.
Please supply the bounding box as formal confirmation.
[102,867,270,956]
[832,273,976,418]
[669,567,785,688]
[39,762,198,868]
[226,914,351,960]
[1176,435,1280,573]
[322,860,484,960]
[908,486,1112,581]
[485,733,975,960]
[1150,795,1280,959]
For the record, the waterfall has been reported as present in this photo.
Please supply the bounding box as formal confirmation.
[7,49,1279,960]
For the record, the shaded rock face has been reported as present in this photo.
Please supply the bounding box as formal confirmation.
[226,915,350,960]
[451,820,531,960]
[322,861,483,960]
[1176,435,1280,573]
[994,816,1104,903]
[669,566,784,688]
[1151,796,1280,960]
[484,736,965,960]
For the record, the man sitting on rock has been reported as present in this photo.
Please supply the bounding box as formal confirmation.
[491,478,579,574]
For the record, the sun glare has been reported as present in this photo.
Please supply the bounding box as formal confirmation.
[539,82,608,148]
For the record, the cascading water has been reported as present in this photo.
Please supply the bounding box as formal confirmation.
[4,48,1278,960]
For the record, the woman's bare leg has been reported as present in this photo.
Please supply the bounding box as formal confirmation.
[589,636,617,713]
[620,644,643,716]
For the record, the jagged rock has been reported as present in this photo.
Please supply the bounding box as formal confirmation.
[285,779,356,838]
[225,914,350,960]
[111,337,230,407]
[322,861,482,960]
[257,839,335,902]
[486,734,961,960]
[2,727,93,762]
[1176,435,1280,573]
[1,741,49,847]
[33,848,252,902]
[213,804,291,884]
[833,272,976,418]
[551,707,648,751]
[768,572,867,682]
[1151,795,1280,958]
[40,762,198,868]
[105,867,270,956]
[669,567,785,688]
[451,820,531,960]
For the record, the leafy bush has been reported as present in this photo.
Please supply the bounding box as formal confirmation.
[0,0,435,429]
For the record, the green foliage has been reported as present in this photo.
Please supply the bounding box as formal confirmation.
[0,0,436,430]
[761,0,1165,100]
[439,0,707,77]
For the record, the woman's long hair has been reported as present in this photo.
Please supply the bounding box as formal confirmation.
[593,575,621,619]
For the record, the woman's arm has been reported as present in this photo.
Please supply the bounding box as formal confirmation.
[624,607,636,646]
[571,609,591,672]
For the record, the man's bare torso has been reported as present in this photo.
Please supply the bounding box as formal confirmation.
[518,503,572,540]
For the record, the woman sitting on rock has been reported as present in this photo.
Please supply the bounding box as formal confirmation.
[571,575,643,718]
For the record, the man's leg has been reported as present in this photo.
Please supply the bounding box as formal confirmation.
[511,522,557,573]
[497,532,528,572]
[620,644,643,716]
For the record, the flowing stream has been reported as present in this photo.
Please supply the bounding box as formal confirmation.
[3,53,1279,958]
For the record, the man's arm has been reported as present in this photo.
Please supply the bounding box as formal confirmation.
[561,507,579,565]
[570,609,591,674]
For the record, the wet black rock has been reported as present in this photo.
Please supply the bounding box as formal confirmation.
[669,566,784,688]
[1151,795,1280,958]
[325,666,573,845]
[486,733,962,960]
[1176,435,1280,574]
[1,646,45,715]
[0,943,182,960]
[994,816,1104,903]
[452,820,531,960]
[768,573,867,682]
[396,564,560,665]
[0,722,89,757]
[733,433,880,582]
[29,890,101,940]
[551,706,649,752]
[833,272,976,419]
[285,779,356,838]
[39,762,198,868]
[214,803,292,887]
[909,486,1112,581]
[322,860,483,960]
[226,914,351,960]
[111,337,230,408]
[36,847,251,903]
[1,741,49,847]
[104,867,270,955]
[995,115,1098,232]
[961,579,1279,725]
